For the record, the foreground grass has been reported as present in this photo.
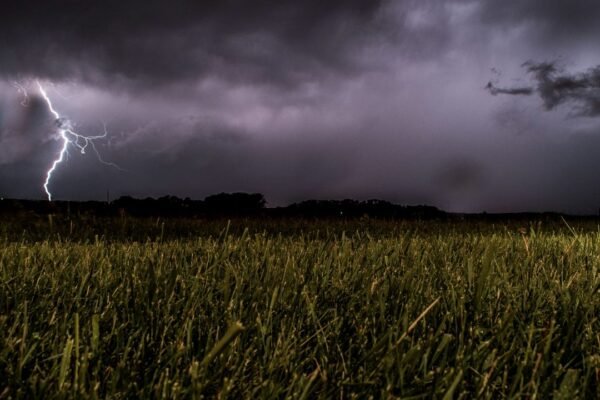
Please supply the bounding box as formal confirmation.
[0,219,599,398]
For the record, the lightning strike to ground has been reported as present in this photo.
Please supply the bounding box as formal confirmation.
[36,80,120,201]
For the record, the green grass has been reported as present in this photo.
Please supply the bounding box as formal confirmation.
[0,217,599,398]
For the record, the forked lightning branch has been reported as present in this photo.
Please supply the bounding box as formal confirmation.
[33,81,119,201]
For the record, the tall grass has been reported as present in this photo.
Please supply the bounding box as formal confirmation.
[0,219,599,398]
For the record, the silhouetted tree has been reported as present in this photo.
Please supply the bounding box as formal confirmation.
[204,192,266,214]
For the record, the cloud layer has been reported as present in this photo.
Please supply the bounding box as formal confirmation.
[2,1,600,213]
[0,0,386,88]
[487,62,600,117]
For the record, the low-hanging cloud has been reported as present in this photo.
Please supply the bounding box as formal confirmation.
[487,61,600,117]
[485,82,534,96]
[486,82,533,96]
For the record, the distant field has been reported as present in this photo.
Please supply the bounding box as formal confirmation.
[1,217,599,398]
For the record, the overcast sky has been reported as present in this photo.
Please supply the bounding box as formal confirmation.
[2,0,600,213]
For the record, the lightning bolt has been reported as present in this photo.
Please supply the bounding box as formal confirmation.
[36,80,120,201]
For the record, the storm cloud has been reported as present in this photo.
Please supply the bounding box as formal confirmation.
[486,82,534,97]
[0,0,387,88]
[487,62,600,117]
[3,1,600,213]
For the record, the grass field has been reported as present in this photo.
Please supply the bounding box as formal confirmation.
[1,216,599,398]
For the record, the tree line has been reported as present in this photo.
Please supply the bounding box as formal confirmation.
[0,193,446,219]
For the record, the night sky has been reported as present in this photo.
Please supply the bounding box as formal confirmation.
[2,1,600,213]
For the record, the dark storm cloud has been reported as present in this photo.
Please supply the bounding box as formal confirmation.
[527,62,600,116]
[479,0,600,44]
[485,82,533,96]
[487,62,600,117]
[0,0,385,88]
[5,0,600,214]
